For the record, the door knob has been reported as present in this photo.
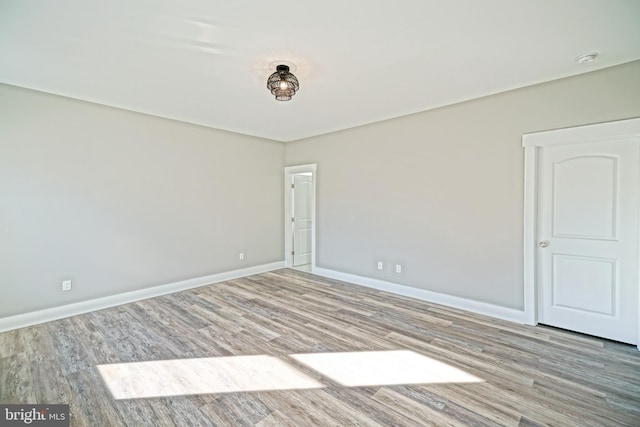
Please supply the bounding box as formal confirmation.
[538,241,550,248]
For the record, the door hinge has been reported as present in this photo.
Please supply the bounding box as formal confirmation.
[291,250,295,256]
[291,217,295,222]
[291,184,295,189]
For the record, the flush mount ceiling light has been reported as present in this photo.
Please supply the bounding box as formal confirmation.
[575,52,598,64]
[267,64,299,101]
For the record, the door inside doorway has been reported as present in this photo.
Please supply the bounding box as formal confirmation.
[523,118,640,346]
[291,172,313,269]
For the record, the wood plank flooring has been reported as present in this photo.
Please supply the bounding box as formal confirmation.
[1,269,639,426]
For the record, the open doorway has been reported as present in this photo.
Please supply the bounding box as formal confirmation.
[284,164,316,272]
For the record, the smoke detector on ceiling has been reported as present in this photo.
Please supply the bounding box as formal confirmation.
[575,53,598,64]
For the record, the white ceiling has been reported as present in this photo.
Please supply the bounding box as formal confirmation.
[1,1,639,142]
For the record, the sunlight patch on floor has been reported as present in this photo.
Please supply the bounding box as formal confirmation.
[97,355,324,399]
[291,350,483,387]
[98,350,483,399]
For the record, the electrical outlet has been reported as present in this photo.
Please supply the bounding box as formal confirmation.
[62,280,72,291]
[395,264,402,274]
[377,261,383,270]
[239,252,245,261]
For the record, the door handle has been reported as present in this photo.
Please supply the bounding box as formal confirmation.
[538,241,550,248]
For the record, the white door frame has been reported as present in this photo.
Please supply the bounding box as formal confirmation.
[522,117,640,347]
[284,164,317,270]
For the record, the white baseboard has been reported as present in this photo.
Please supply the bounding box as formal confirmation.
[0,261,284,333]
[312,267,526,324]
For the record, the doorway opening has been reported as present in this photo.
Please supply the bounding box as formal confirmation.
[284,164,316,272]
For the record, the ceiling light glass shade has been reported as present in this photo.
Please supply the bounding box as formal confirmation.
[267,65,299,101]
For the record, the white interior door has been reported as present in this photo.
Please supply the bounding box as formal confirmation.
[537,138,639,344]
[292,174,313,267]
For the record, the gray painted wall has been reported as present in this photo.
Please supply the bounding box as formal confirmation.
[2,61,639,320]
[285,60,640,310]
[0,84,284,317]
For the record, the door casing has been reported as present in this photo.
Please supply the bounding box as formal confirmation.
[522,117,640,348]
[284,164,317,270]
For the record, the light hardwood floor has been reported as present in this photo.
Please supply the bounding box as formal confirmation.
[1,269,639,426]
